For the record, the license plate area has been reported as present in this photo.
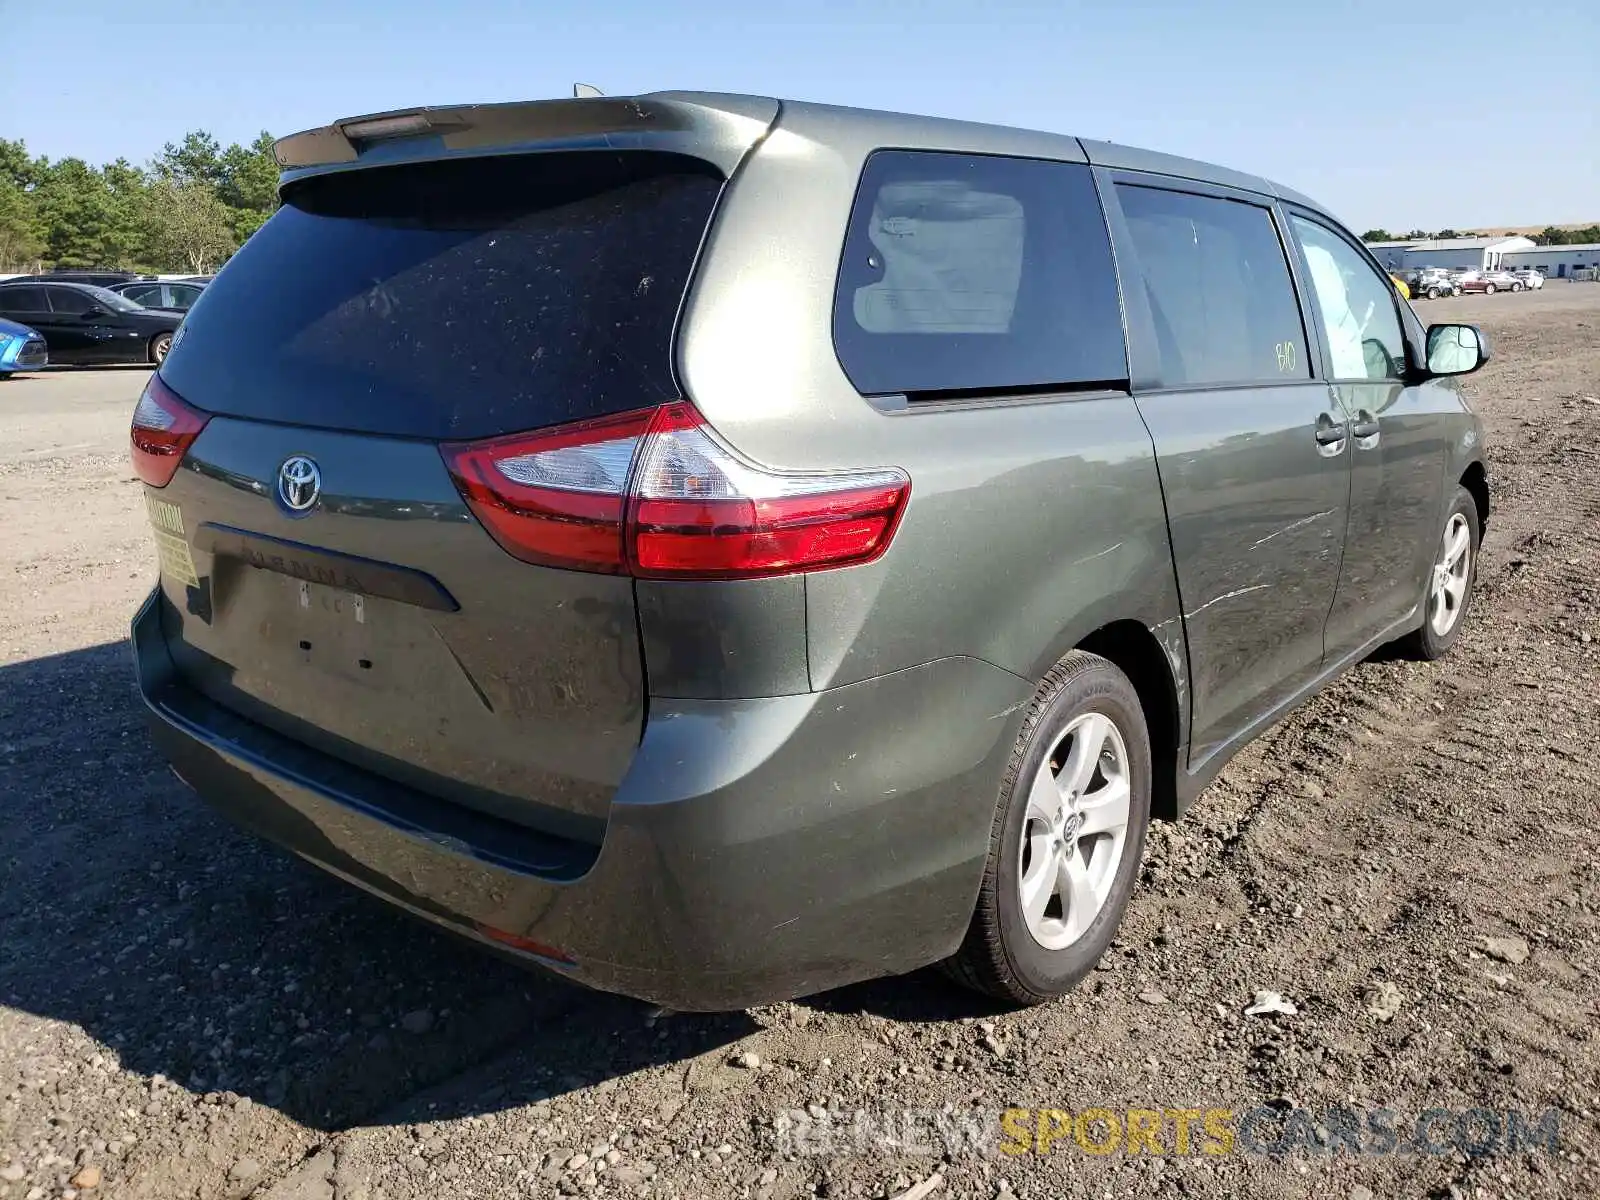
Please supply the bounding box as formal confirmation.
[285,576,386,685]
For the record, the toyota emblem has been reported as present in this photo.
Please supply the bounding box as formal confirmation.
[277,455,322,513]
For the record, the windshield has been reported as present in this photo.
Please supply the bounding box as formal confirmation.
[85,285,143,312]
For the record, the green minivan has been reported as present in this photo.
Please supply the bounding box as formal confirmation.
[130,92,1490,1009]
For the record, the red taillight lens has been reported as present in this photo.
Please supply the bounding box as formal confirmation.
[439,402,910,580]
[440,408,654,573]
[627,403,909,579]
[131,374,210,487]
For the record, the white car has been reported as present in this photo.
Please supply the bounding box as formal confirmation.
[1512,269,1544,290]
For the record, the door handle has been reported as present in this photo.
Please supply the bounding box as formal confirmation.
[1350,410,1381,445]
[1314,412,1347,451]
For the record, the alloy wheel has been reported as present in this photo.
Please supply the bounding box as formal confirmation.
[1017,711,1131,950]
[1429,512,1472,636]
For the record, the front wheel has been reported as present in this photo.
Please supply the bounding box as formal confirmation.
[1398,487,1479,661]
[148,332,173,365]
[1484,283,1497,295]
[943,651,1151,1005]
[1426,286,1442,299]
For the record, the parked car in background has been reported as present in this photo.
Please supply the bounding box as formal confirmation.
[0,281,183,365]
[33,269,153,288]
[1411,268,1461,299]
[109,280,207,311]
[0,315,48,376]
[130,91,1493,1010]
[1512,269,1544,290]
[1459,269,1519,295]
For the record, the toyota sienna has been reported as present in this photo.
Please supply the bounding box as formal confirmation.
[130,92,1491,1008]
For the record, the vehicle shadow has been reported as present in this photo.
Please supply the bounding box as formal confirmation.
[0,640,757,1133]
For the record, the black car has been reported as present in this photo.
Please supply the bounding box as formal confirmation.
[33,269,152,287]
[108,279,207,311]
[0,281,182,365]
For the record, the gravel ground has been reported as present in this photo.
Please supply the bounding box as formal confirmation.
[2,287,1598,1200]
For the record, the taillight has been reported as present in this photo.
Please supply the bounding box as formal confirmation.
[131,374,210,487]
[440,408,654,573]
[627,403,909,578]
[440,402,910,580]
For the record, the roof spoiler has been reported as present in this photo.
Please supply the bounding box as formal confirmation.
[272,92,780,191]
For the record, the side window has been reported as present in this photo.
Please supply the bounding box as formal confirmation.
[1115,184,1309,386]
[0,286,47,312]
[122,285,161,305]
[832,151,1127,396]
[45,288,93,316]
[1290,216,1406,381]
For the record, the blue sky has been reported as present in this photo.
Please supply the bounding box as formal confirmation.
[3,0,1595,232]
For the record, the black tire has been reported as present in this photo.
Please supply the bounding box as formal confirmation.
[1426,286,1442,299]
[149,332,173,365]
[1511,282,1523,292]
[1484,283,1496,295]
[1396,486,1479,661]
[943,651,1152,1005]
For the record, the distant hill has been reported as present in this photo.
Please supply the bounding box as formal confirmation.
[1484,222,1600,237]
[1364,221,1600,245]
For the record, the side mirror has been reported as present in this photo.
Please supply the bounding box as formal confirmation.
[1425,323,1490,377]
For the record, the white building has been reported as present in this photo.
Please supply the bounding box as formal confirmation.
[1500,243,1600,279]
[1367,235,1536,272]
[1364,241,1421,269]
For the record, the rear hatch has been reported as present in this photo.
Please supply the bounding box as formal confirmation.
[146,114,761,844]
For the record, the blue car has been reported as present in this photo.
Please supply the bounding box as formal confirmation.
[0,315,48,376]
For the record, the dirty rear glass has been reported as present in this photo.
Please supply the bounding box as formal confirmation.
[159,151,723,440]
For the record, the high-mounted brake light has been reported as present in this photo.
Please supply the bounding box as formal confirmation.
[340,113,434,141]
[131,375,210,487]
[440,403,910,580]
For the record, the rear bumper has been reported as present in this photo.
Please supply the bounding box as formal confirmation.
[132,589,1029,1010]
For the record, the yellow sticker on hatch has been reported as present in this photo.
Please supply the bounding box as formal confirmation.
[146,496,199,588]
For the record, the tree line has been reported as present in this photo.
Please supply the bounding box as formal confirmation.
[0,130,280,276]
[1363,225,1600,246]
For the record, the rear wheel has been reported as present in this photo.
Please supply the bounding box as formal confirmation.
[148,332,173,365]
[1397,486,1478,661]
[943,651,1151,1005]
[1484,283,1497,295]
[1511,282,1523,292]
[1426,286,1442,299]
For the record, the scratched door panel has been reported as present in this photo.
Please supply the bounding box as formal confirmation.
[1322,379,1452,655]
[1137,384,1350,766]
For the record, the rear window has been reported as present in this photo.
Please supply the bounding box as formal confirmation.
[160,151,724,440]
[832,151,1127,397]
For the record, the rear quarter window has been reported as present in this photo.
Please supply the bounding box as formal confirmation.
[0,287,46,312]
[832,151,1127,397]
